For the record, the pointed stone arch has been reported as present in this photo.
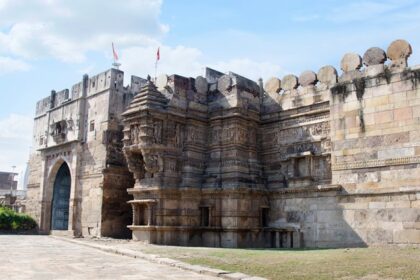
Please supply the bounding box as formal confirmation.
[50,162,71,230]
[40,157,73,232]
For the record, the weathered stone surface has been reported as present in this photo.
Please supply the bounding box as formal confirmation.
[299,70,317,87]
[156,74,168,90]
[0,236,217,280]
[281,74,299,90]
[387,39,412,68]
[387,39,412,61]
[217,75,233,93]
[365,64,385,77]
[363,47,387,66]
[340,53,362,72]
[195,76,208,94]
[25,38,420,250]
[264,77,281,94]
[317,65,338,85]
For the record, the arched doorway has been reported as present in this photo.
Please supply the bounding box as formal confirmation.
[51,163,71,230]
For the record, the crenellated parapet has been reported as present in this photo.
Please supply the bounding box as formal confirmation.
[328,39,420,195]
[120,38,420,247]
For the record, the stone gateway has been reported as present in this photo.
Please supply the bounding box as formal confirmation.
[24,39,420,247]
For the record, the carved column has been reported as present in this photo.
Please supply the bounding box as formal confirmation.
[131,204,137,225]
[147,204,153,226]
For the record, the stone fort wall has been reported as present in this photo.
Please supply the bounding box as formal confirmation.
[122,39,419,247]
[25,69,142,237]
[24,39,419,247]
[263,39,419,247]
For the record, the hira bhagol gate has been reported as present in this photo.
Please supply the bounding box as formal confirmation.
[24,39,420,248]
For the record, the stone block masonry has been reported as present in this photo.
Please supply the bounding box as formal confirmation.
[24,39,420,247]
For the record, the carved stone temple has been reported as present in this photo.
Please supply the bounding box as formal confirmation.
[24,39,420,247]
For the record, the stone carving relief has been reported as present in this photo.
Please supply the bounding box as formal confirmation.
[125,151,145,183]
[153,120,163,144]
[167,121,184,147]
[143,152,163,176]
[210,126,250,145]
[265,121,330,146]
[186,126,205,144]
[130,124,140,145]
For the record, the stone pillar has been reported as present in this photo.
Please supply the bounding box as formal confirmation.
[293,230,302,248]
[132,204,138,225]
[147,204,152,226]
[275,231,280,248]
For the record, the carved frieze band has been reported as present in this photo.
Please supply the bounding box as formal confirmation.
[332,156,420,171]
[263,112,329,129]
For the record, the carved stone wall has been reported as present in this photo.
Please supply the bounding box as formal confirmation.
[123,39,419,248]
[25,39,419,247]
[24,68,136,238]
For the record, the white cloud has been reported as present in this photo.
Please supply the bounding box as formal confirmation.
[0,56,30,74]
[0,114,33,187]
[0,114,33,140]
[121,45,203,79]
[120,45,284,83]
[210,58,284,81]
[0,0,167,62]
[327,1,402,22]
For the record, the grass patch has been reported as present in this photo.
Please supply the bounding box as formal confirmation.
[137,245,420,280]
[0,206,37,231]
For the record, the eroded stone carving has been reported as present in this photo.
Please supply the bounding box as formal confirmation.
[317,66,337,85]
[340,53,362,72]
[299,71,317,87]
[387,39,412,68]
[143,152,163,175]
[363,47,387,66]
[265,77,282,94]
[282,74,299,90]
[195,76,208,94]
[217,75,233,93]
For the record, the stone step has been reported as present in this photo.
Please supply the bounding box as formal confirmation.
[50,230,74,237]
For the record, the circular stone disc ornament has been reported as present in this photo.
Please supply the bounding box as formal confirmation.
[387,39,412,61]
[195,76,208,94]
[217,75,233,93]
[299,70,317,87]
[281,74,298,90]
[264,77,282,94]
[340,53,362,72]
[317,65,338,85]
[363,47,387,66]
[156,74,168,90]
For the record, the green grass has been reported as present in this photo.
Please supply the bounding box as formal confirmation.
[0,206,37,231]
[136,245,420,280]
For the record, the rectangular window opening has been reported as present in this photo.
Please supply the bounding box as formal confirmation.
[200,207,210,227]
[261,207,270,228]
[89,121,95,132]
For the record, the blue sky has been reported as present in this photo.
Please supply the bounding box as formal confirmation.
[1,0,420,184]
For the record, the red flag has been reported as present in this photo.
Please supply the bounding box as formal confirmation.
[156,47,160,61]
[112,42,119,61]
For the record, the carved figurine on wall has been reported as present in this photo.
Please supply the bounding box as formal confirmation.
[153,121,162,144]
[143,152,163,178]
[125,151,145,185]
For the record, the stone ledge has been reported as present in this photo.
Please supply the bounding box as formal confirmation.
[51,236,267,280]
[332,155,420,170]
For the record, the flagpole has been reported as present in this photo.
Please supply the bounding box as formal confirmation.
[154,47,160,83]
[154,59,157,83]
